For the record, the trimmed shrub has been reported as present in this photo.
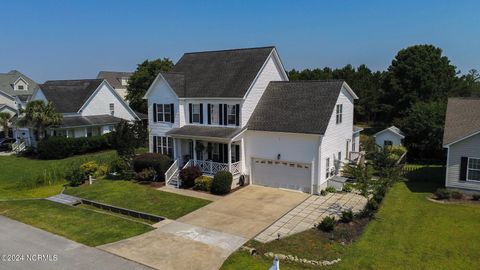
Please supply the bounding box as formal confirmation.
[451,190,464,200]
[94,164,108,178]
[80,161,99,176]
[472,194,480,201]
[373,192,384,204]
[132,153,171,181]
[387,145,407,157]
[342,183,353,192]
[37,135,110,159]
[320,189,328,196]
[135,168,156,182]
[66,167,86,186]
[317,216,336,232]
[179,166,202,188]
[435,188,451,200]
[340,210,354,223]
[107,158,131,180]
[326,186,337,193]
[211,171,233,195]
[193,176,213,191]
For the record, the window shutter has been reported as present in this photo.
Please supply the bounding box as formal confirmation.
[153,103,157,122]
[170,103,174,123]
[199,103,204,124]
[235,104,240,126]
[460,157,468,181]
[223,144,228,163]
[223,104,228,126]
[207,104,211,125]
[152,136,157,153]
[207,143,212,160]
[219,104,223,125]
[235,145,240,162]
[189,103,193,124]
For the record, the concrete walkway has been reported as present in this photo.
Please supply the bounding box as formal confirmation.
[0,216,151,270]
[255,192,367,243]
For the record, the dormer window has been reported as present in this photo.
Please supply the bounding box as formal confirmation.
[17,85,24,90]
[14,77,28,91]
[120,77,129,86]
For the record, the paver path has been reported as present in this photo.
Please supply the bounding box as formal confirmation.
[255,192,367,243]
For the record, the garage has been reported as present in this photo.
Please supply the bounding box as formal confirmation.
[252,158,312,193]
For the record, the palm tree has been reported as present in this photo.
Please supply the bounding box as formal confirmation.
[0,112,11,138]
[17,100,62,141]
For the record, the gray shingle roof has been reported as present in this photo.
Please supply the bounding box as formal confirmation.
[97,71,132,89]
[40,79,103,113]
[166,46,275,98]
[443,98,480,145]
[57,115,123,128]
[167,125,242,139]
[248,80,345,135]
[374,126,405,138]
[0,70,38,97]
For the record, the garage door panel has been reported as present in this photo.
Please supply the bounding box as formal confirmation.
[252,158,311,193]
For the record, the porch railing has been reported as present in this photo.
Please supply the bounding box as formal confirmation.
[165,158,180,187]
[190,159,241,175]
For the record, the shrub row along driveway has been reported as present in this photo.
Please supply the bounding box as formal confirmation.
[100,185,308,270]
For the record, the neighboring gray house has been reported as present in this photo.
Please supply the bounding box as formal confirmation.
[97,71,133,100]
[374,126,405,147]
[0,70,39,114]
[443,98,480,192]
[145,46,362,194]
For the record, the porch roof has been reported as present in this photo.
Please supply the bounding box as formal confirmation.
[54,114,123,128]
[166,125,243,140]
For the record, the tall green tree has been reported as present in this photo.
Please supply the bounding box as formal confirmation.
[0,112,11,138]
[18,100,62,141]
[126,58,174,113]
[380,44,457,122]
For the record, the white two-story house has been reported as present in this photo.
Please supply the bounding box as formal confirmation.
[144,46,361,194]
[26,79,139,145]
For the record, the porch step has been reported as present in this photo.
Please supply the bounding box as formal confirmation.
[46,194,81,206]
[167,177,181,188]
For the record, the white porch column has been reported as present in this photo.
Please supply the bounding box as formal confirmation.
[228,142,232,172]
[193,139,197,161]
[173,138,177,161]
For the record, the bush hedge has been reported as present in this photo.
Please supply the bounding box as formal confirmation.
[135,168,156,182]
[435,188,451,200]
[193,176,213,191]
[318,216,336,232]
[37,135,110,159]
[211,171,233,195]
[179,166,202,188]
[66,167,86,186]
[132,153,171,181]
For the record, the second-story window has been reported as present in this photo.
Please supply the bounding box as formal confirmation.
[192,104,201,123]
[336,104,343,124]
[210,104,219,125]
[227,105,237,125]
[109,103,114,116]
[156,104,172,122]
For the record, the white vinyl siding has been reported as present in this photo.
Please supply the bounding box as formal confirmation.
[446,133,480,191]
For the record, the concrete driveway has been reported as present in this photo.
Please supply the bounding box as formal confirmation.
[0,216,151,270]
[101,185,308,270]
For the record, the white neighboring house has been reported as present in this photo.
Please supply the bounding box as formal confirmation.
[25,79,139,146]
[144,46,362,194]
[374,126,405,147]
[97,71,133,100]
[443,98,480,192]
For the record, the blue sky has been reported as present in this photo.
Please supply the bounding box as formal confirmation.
[1,0,479,82]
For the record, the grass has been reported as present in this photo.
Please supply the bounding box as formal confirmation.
[0,199,153,246]
[77,203,156,225]
[222,165,480,270]
[0,151,118,200]
[65,180,211,219]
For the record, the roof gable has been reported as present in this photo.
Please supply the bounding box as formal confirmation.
[248,80,350,135]
[374,126,405,138]
[0,70,38,96]
[39,79,103,113]
[97,71,133,89]
[443,98,480,146]
[170,46,275,98]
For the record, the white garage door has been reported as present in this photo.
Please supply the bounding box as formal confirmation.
[252,158,311,193]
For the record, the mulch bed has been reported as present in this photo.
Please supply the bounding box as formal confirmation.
[322,217,370,244]
[428,195,480,205]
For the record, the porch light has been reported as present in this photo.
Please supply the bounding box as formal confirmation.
[277,154,281,160]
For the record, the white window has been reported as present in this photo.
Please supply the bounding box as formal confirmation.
[210,104,219,125]
[467,158,480,182]
[109,103,114,116]
[156,104,172,122]
[121,77,129,86]
[192,104,201,123]
[227,105,236,125]
[336,104,343,124]
[156,136,174,158]
[17,85,24,90]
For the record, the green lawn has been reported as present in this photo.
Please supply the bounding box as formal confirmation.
[222,165,480,270]
[0,199,153,246]
[0,151,118,200]
[65,180,211,219]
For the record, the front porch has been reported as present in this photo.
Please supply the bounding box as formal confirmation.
[162,125,245,187]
